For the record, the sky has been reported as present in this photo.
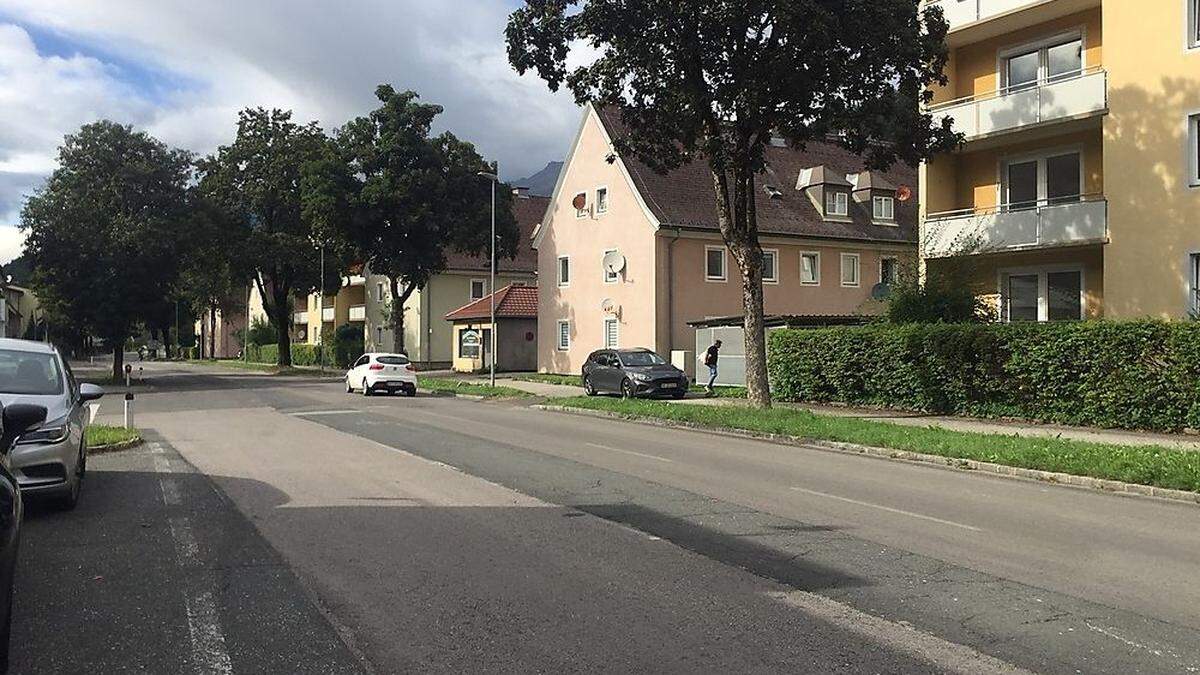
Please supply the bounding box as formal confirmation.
[0,1,587,265]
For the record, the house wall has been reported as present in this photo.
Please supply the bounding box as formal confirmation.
[451,320,537,373]
[1101,0,1200,318]
[951,128,1104,211]
[537,107,660,375]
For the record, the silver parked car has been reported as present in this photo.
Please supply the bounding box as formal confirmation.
[0,339,103,509]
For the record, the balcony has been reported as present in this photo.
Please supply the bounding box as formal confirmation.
[924,0,1100,45]
[348,305,367,322]
[345,274,366,287]
[923,195,1107,258]
[321,307,335,322]
[293,312,308,325]
[930,67,1106,144]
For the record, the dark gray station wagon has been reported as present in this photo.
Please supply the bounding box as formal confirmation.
[582,348,690,399]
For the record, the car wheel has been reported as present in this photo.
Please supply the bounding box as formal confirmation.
[406,387,417,397]
[346,377,353,393]
[362,382,372,397]
[583,376,597,397]
[57,452,82,511]
[620,379,634,399]
[671,389,686,400]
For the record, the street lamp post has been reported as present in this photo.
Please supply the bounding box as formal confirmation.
[318,243,325,375]
[478,168,498,387]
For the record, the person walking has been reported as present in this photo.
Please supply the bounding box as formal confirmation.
[703,339,722,395]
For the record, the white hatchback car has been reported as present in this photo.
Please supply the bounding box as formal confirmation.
[346,353,417,397]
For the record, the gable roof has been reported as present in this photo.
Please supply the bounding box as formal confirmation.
[444,284,539,322]
[444,195,547,273]
[594,107,918,245]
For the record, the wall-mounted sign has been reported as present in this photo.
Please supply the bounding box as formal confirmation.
[459,329,481,359]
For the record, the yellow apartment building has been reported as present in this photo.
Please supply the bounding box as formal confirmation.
[920,0,1200,320]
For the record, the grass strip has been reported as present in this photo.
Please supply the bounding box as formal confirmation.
[86,425,141,447]
[418,377,533,399]
[513,373,746,398]
[549,397,1200,493]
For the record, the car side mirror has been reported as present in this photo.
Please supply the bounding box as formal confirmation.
[0,404,48,455]
[79,383,105,403]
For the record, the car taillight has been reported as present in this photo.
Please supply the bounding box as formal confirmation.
[369,363,385,370]
[405,364,415,372]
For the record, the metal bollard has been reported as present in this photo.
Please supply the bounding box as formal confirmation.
[124,392,134,429]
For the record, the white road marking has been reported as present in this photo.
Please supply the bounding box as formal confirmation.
[160,478,182,506]
[289,409,361,417]
[769,590,1030,674]
[1085,622,1199,671]
[153,455,172,474]
[168,516,201,565]
[183,589,234,675]
[789,487,982,532]
[586,442,673,463]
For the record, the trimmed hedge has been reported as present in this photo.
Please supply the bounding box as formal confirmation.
[768,321,1200,433]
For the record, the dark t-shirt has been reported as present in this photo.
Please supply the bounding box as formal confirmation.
[704,345,720,366]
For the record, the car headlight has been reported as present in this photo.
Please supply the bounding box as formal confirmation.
[631,372,651,382]
[18,419,69,445]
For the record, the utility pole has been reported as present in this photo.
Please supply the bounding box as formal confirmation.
[319,243,325,374]
[477,167,499,387]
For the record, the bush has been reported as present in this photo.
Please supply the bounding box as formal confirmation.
[332,323,364,369]
[768,321,1200,432]
[246,316,276,347]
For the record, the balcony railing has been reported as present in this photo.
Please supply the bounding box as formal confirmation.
[345,274,366,287]
[924,0,1046,32]
[923,195,1107,258]
[929,67,1106,142]
[321,307,335,322]
[348,305,367,322]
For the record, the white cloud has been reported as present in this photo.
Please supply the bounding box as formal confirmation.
[0,226,24,265]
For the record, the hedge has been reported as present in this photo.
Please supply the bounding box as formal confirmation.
[243,338,361,369]
[768,321,1200,433]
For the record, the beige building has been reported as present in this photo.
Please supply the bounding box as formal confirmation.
[444,284,539,373]
[535,105,919,376]
[920,0,1200,319]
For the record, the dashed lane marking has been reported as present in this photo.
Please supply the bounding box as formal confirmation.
[789,486,982,532]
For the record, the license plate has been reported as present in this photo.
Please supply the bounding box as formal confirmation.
[660,382,676,389]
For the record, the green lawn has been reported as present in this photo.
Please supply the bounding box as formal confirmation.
[86,425,141,448]
[549,397,1200,494]
[418,377,533,399]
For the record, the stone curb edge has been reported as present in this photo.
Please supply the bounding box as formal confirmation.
[89,437,145,455]
[533,405,1200,507]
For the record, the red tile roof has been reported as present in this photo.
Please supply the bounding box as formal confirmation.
[444,285,539,322]
[443,195,546,273]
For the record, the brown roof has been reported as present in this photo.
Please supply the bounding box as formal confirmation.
[595,107,917,244]
[444,284,539,322]
[444,195,546,273]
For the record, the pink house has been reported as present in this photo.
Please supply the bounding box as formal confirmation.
[533,105,918,376]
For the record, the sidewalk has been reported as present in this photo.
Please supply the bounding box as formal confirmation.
[474,376,1200,451]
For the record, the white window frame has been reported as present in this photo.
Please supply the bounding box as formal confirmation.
[761,249,779,284]
[705,245,727,282]
[469,278,486,301]
[603,317,619,348]
[879,256,899,285]
[825,191,849,217]
[557,320,570,351]
[997,264,1086,322]
[998,29,1086,91]
[557,255,570,287]
[375,326,384,345]
[595,186,609,214]
[872,196,895,222]
[603,248,619,284]
[1189,0,1199,51]
[799,251,821,286]
[1189,111,1200,188]
[574,192,588,219]
[999,145,1086,208]
[1189,252,1200,315]
[376,282,386,302]
[840,253,861,288]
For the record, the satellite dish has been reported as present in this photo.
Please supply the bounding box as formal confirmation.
[600,297,618,315]
[896,185,913,202]
[572,193,587,211]
[870,282,892,300]
[602,250,626,276]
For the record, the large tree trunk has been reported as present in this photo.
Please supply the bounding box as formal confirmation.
[208,303,217,360]
[256,273,292,366]
[112,344,125,383]
[388,277,417,356]
[712,165,771,408]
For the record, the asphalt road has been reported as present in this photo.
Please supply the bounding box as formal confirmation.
[16,360,1200,673]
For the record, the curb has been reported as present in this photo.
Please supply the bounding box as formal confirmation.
[534,405,1200,507]
[89,437,145,455]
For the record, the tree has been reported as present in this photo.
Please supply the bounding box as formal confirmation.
[197,108,342,366]
[179,190,245,359]
[507,0,960,407]
[21,121,192,380]
[331,85,518,354]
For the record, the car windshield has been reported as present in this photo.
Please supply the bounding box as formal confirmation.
[619,351,666,367]
[0,349,63,395]
[376,356,410,366]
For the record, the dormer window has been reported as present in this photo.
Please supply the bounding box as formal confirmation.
[873,196,895,220]
[825,191,849,217]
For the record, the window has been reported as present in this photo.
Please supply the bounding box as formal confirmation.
[872,196,895,221]
[1190,113,1200,186]
[376,282,386,302]
[1003,37,1082,91]
[596,187,609,214]
[603,318,619,348]
[574,193,588,218]
[604,249,619,283]
[1003,151,1082,209]
[557,256,570,287]
[825,191,849,217]
[705,246,727,281]
[459,329,481,359]
[470,279,486,301]
[880,257,898,286]
[1191,253,1200,315]
[840,253,860,287]
[1190,0,1199,49]
[762,249,778,283]
[557,320,570,350]
[375,326,384,345]
[800,252,820,285]
[1002,268,1084,322]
